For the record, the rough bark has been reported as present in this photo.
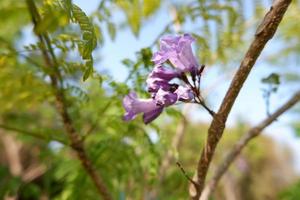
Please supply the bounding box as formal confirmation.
[199,90,300,200]
[26,1,113,199]
[191,1,292,199]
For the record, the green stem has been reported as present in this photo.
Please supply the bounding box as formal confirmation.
[0,124,67,145]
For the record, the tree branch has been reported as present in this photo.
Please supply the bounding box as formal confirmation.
[0,124,67,145]
[200,90,300,200]
[192,1,292,199]
[26,1,113,200]
[0,131,23,176]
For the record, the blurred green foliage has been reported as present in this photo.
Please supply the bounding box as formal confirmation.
[279,180,300,200]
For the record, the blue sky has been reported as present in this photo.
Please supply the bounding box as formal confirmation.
[62,0,300,172]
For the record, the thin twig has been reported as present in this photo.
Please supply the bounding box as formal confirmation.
[159,106,189,181]
[188,100,215,117]
[25,1,113,199]
[196,97,215,117]
[0,124,67,145]
[176,161,199,187]
[200,90,300,200]
[181,72,216,117]
[192,1,292,199]
[200,102,215,117]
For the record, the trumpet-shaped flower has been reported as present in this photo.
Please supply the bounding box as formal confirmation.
[123,33,206,124]
[152,34,199,73]
[123,92,167,124]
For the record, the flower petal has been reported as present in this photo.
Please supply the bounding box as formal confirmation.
[152,34,199,73]
[175,86,194,102]
[143,107,164,124]
[146,77,170,93]
[122,92,159,121]
[123,112,136,121]
[155,88,178,106]
[122,91,137,112]
[149,65,180,80]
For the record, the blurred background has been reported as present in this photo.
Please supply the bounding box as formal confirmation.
[0,0,300,199]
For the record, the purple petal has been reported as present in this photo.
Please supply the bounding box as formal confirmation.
[143,107,164,124]
[152,34,199,73]
[152,52,168,65]
[155,88,177,106]
[122,92,160,121]
[149,65,180,80]
[179,34,195,45]
[177,35,198,69]
[123,112,136,121]
[122,92,137,112]
[146,65,180,93]
[160,35,181,50]
[146,77,170,93]
[175,86,194,102]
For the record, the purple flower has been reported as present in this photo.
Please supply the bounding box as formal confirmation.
[146,65,180,93]
[143,107,164,124]
[122,89,179,124]
[175,86,194,102]
[122,33,206,124]
[146,77,170,93]
[122,92,155,121]
[123,92,162,123]
[152,34,198,73]
[155,88,178,106]
[149,65,180,80]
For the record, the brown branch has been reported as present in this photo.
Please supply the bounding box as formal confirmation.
[0,131,23,176]
[192,1,292,199]
[22,164,46,183]
[219,172,238,200]
[200,90,300,200]
[26,1,113,200]
[0,130,46,199]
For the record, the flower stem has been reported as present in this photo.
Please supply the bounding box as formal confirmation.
[195,96,215,117]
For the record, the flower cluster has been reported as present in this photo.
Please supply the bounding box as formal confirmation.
[123,34,207,124]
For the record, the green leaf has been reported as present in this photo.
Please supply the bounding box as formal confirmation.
[262,73,280,85]
[107,22,116,41]
[140,47,152,68]
[294,123,300,137]
[83,59,93,81]
[116,0,141,36]
[72,4,97,59]
[65,0,72,18]
[142,0,160,17]
[94,24,104,45]
[122,58,134,68]
[35,3,69,34]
